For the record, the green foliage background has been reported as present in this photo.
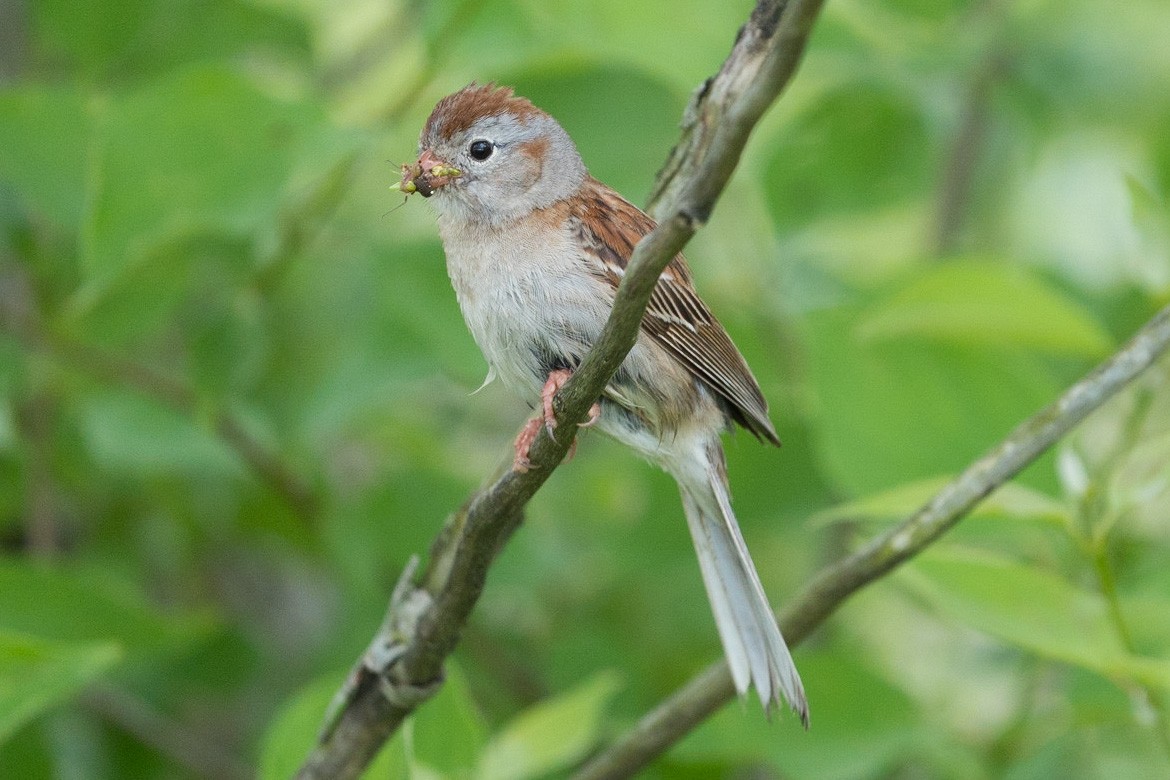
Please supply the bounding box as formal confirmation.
[2,0,1169,777]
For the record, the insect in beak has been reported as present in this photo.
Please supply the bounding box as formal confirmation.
[390,151,461,198]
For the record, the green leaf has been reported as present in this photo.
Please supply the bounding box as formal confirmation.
[903,548,1170,690]
[66,231,254,348]
[802,304,1064,495]
[74,65,338,310]
[0,86,92,229]
[476,671,622,780]
[904,548,1120,666]
[0,561,207,664]
[856,260,1114,356]
[675,651,919,779]
[1124,175,1170,293]
[507,0,748,91]
[259,671,406,780]
[0,633,120,742]
[408,664,487,777]
[1108,431,1170,521]
[33,0,311,80]
[764,80,932,228]
[77,391,242,479]
[811,477,1071,528]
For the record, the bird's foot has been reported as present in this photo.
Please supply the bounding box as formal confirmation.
[511,369,601,472]
[512,417,543,473]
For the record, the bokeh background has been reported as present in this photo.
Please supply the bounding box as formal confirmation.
[2,0,1170,777]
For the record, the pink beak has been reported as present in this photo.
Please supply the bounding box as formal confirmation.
[407,149,460,198]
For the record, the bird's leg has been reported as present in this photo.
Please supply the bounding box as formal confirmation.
[512,369,601,472]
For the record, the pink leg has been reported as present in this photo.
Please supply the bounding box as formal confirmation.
[513,369,604,472]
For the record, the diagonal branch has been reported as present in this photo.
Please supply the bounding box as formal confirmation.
[573,302,1170,780]
[294,1,826,777]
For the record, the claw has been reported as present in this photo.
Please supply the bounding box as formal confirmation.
[512,418,543,473]
[514,369,601,472]
[578,402,602,428]
[540,369,574,438]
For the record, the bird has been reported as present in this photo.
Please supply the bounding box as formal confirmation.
[398,83,807,724]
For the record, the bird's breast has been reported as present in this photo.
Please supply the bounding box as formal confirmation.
[438,216,611,402]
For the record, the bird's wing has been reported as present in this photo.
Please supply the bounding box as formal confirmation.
[569,177,779,444]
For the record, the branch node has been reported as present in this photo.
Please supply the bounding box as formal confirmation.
[320,557,434,741]
[679,205,711,230]
[378,673,444,709]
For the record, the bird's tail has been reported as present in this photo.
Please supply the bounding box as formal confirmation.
[674,442,808,725]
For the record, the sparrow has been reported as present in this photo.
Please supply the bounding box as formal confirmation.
[399,83,807,723]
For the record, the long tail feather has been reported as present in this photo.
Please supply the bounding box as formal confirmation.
[676,444,808,725]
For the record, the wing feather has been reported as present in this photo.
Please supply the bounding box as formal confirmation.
[570,177,780,445]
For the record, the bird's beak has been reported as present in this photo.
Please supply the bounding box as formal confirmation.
[393,149,461,198]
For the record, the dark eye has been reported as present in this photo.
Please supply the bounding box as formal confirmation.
[468,140,493,161]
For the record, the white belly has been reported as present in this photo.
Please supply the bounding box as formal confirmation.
[439,215,611,404]
[435,210,714,465]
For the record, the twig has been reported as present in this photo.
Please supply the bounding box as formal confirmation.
[645,0,824,219]
[930,0,1012,256]
[573,302,1170,780]
[48,336,321,523]
[84,685,250,780]
[294,1,827,777]
[14,392,65,555]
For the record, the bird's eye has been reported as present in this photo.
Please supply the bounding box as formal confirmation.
[468,140,494,161]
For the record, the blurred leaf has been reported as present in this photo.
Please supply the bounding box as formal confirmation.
[259,671,406,780]
[1108,432,1170,525]
[883,0,967,19]
[509,0,752,90]
[904,548,1118,665]
[764,80,932,228]
[476,671,622,780]
[75,65,338,310]
[408,664,487,777]
[33,0,311,80]
[803,304,1063,495]
[0,86,91,229]
[1123,175,1170,294]
[1002,725,1170,780]
[675,651,920,779]
[78,391,241,479]
[68,232,252,348]
[857,261,1115,356]
[811,477,1071,528]
[903,548,1170,690]
[0,633,120,743]
[0,561,206,665]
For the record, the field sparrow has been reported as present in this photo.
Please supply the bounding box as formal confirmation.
[399,84,807,723]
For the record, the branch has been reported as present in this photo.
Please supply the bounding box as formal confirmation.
[573,302,1170,780]
[930,27,1012,255]
[645,0,824,219]
[84,685,250,780]
[294,1,826,777]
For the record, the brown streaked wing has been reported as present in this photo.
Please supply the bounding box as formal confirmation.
[570,178,780,444]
